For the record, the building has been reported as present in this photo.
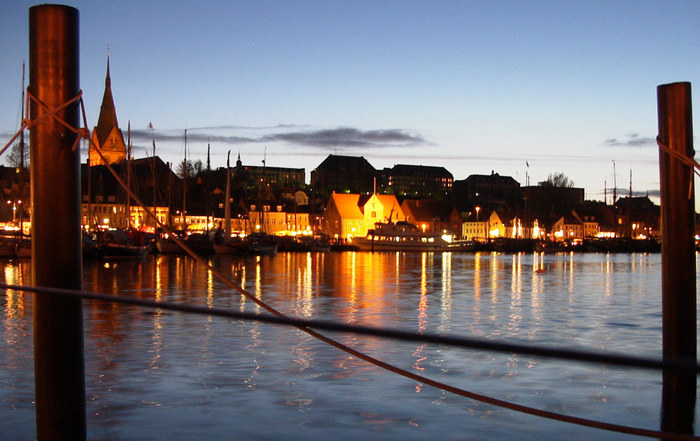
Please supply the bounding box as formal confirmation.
[400,199,462,236]
[550,213,584,241]
[523,185,585,215]
[88,57,127,167]
[613,196,660,239]
[232,153,305,189]
[453,172,521,212]
[81,157,176,231]
[379,164,453,199]
[311,155,377,200]
[322,192,404,240]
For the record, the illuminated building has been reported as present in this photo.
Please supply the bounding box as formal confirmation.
[379,164,453,199]
[400,199,462,237]
[88,56,127,167]
[322,192,404,240]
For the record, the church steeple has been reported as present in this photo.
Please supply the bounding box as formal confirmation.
[90,54,126,166]
[95,55,120,146]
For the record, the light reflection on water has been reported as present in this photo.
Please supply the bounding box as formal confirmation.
[0,252,693,440]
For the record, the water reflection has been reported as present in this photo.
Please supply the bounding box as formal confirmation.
[0,252,673,440]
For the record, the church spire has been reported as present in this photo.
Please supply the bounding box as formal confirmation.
[89,52,126,166]
[95,53,121,146]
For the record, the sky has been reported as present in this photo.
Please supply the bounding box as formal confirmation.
[1,0,699,206]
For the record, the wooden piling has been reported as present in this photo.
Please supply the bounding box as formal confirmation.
[29,5,86,440]
[657,82,696,434]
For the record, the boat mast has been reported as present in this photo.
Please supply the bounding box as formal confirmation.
[151,122,157,231]
[18,60,26,234]
[126,120,132,229]
[181,129,187,231]
[224,150,231,243]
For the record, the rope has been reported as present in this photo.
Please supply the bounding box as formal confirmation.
[2,282,696,373]
[656,136,698,199]
[5,282,699,440]
[3,94,698,440]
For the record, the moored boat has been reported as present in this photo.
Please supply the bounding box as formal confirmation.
[354,221,473,252]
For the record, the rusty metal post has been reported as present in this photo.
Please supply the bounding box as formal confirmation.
[657,82,696,434]
[29,5,86,441]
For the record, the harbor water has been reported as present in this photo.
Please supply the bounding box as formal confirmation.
[1,251,697,440]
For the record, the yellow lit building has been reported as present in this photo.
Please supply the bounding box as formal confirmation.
[89,57,127,167]
[323,192,404,240]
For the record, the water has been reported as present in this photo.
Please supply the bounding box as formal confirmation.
[0,251,695,440]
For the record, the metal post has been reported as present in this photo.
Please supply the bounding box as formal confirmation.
[29,5,86,441]
[657,82,696,434]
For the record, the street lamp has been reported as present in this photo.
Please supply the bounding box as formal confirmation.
[475,206,481,222]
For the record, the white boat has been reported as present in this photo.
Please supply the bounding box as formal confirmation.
[354,221,474,252]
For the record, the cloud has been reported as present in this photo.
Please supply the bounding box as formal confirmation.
[604,133,656,148]
[130,126,428,150]
[262,127,428,149]
[129,128,256,145]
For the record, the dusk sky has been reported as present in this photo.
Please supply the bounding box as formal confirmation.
[1,1,699,206]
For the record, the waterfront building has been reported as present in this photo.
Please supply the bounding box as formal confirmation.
[485,209,543,239]
[81,157,175,231]
[571,207,601,238]
[453,171,521,212]
[322,192,404,240]
[379,164,453,199]
[523,184,585,215]
[311,155,377,200]
[550,213,584,241]
[400,198,462,237]
[231,153,305,189]
[613,196,660,239]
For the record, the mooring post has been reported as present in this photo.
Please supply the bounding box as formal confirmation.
[657,82,696,434]
[29,5,86,441]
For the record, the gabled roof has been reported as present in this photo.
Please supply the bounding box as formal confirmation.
[491,209,518,223]
[374,194,401,214]
[556,213,582,225]
[329,193,363,218]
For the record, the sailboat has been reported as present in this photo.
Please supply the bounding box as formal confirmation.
[15,61,31,257]
[213,151,245,254]
[243,150,277,256]
[156,130,213,255]
[97,122,149,258]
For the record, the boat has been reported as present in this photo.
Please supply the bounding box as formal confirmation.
[212,236,247,254]
[156,235,184,254]
[245,232,278,256]
[213,151,246,255]
[96,229,149,258]
[354,221,474,252]
[302,234,331,252]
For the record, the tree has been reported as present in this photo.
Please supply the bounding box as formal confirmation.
[540,172,574,188]
[176,159,203,179]
[5,140,30,169]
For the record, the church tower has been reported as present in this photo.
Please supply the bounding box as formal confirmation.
[89,56,127,166]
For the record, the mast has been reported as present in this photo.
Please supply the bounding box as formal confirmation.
[224,150,231,243]
[150,122,157,231]
[126,121,132,229]
[261,147,267,233]
[18,60,26,234]
[167,162,172,229]
[181,129,187,231]
[612,160,617,205]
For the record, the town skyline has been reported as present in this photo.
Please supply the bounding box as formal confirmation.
[2,1,699,208]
